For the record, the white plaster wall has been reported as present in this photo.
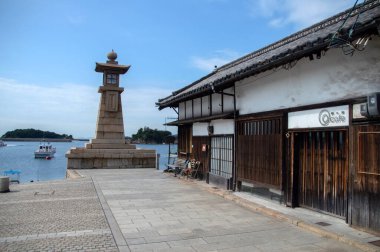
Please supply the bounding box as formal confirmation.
[236,37,380,115]
[212,93,222,114]
[193,98,202,118]
[186,100,192,119]
[179,102,185,120]
[193,122,209,136]
[202,96,210,117]
[223,87,235,112]
[211,119,234,135]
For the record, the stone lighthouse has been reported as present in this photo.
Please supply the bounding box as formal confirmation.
[66,51,156,169]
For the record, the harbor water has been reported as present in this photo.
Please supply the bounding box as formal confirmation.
[0,141,177,183]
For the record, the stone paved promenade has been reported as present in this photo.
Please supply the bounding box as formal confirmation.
[0,169,378,251]
[0,178,117,251]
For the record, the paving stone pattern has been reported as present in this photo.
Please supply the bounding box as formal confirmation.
[0,233,117,252]
[0,179,117,251]
[81,169,361,252]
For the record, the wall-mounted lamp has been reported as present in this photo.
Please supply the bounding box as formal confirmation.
[207,126,214,135]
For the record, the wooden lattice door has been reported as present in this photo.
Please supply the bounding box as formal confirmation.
[294,130,348,217]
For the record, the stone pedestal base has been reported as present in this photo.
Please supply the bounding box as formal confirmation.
[66,147,156,169]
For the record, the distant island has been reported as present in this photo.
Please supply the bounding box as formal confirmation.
[1,128,176,144]
[131,127,173,144]
[1,128,73,141]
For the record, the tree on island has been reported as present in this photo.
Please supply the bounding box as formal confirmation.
[132,127,172,144]
[1,128,73,139]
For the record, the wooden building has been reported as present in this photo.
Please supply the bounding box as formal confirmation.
[157,1,380,233]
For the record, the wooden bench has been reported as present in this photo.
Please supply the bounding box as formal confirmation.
[166,158,189,177]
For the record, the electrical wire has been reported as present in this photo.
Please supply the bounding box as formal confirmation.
[328,0,372,56]
[329,0,360,46]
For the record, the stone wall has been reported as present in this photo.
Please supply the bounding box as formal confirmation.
[66,148,157,169]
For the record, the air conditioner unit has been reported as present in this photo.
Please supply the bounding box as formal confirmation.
[367,92,380,117]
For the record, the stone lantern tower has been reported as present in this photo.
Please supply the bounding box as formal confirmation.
[66,51,156,169]
[91,50,131,147]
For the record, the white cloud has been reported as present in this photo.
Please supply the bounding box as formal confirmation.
[249,0,358,29]
[191,57,230,72]
[269,18,286,28]
[0,78,98,138]
[0,78,177,138]
[256,0,282,17]
[191,49,240,72]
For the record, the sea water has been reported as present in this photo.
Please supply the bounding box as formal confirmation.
[0,141,177,183]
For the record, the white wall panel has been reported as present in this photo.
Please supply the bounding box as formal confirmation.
[236,38,380,115]
[211,119,234,135]
[193,98,202,118]
[202,96,210,117]
[179,102,185,120]
[212,93,222,115]
[186,100,192,119]
[193,122,209,136]
[223,87,235,112]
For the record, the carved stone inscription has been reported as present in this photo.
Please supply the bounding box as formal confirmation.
[106,91,118,112]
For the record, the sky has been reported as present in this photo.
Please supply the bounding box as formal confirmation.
[0,0,358,138]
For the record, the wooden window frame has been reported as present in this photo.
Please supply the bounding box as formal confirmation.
[357,131,380,176]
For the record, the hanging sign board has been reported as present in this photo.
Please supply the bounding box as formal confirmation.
[201,144,207,152]
[288,105,349,129]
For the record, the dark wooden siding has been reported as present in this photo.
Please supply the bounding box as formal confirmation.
[192,136,210,176]
[295,130,348,217]
[178,125,192,158]
[351,124,380,232]
[236,116,283,189]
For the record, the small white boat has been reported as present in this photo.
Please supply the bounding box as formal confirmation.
[0,140,6,147]
[34,142,56,158]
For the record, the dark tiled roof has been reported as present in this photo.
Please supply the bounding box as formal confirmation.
[165,112,235,126]
[157,0,380,110]
[95,62,130,74]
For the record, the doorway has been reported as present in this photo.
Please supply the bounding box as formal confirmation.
[293,130,348,217]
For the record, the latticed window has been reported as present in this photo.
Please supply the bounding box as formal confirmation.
[210,136,233,178]
[106,74,117,84]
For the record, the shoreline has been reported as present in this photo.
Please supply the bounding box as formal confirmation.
[1,138,73,142]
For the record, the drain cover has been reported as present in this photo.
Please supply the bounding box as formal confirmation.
[315,222,331,226]
[369,240,380,247]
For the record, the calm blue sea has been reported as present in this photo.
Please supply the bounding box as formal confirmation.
[0,141,177,183]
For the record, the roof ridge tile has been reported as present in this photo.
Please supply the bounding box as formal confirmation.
[157,0,380,109]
